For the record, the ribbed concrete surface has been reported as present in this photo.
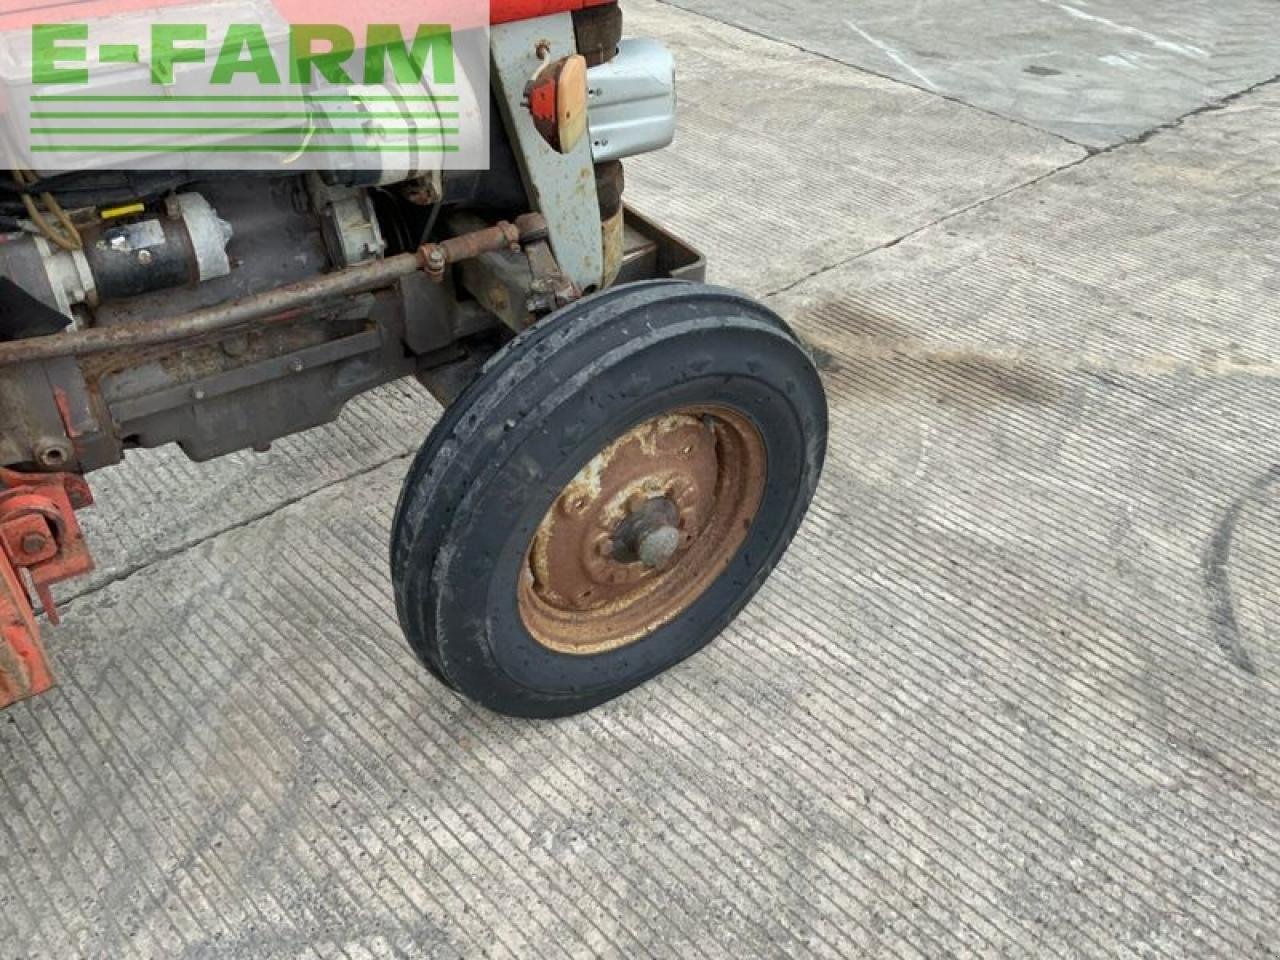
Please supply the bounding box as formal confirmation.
[69,383,439,601]
[621,0,1085,296]
[4,4,1280,959]
[771,83,1280,365]
[662,0,1280,147]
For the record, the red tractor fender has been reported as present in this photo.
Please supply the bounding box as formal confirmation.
[0,0,612,29]
[491,0,613,23]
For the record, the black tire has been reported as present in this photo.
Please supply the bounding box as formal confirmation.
[391,280,827,718]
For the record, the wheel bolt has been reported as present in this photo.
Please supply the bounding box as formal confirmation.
[611,496,682,569]
[561,494,590,517]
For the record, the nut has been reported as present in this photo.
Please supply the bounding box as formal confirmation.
[20,533,48,556]
[422,245,448,282]
[34,439,71,469]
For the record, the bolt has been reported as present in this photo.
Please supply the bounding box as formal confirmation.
[611,496,682,568]
[560,493,590,517]
[423,246,448,283]
[290,358,305,373]
[20,533,48,556]
[136,249,154,266]
[637,526,680,569]
[191,388,206,401]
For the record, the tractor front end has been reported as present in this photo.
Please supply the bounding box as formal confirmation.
[0,0,827,716]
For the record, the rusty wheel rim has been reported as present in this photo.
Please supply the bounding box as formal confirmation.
[518,405,767,655]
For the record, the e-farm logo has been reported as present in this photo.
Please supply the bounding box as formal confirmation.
[32,22,457,88]
[2,1,489,171]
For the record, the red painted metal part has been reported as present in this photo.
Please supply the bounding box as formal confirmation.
[491,0,613,24]
[0,0,613,29]
[526,65,561,144]
[0,468,94,709]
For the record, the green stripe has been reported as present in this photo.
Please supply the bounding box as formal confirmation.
[32,144,462,152]
[31,94,459,103]
[32,127,460,136]
[32,111,460,119]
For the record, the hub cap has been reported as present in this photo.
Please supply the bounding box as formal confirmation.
[518,405,766,655]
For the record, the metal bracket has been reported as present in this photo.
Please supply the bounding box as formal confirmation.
[491,13,605,292]
[453,212,582,331]
[0,468,94,709]
[517,212,582,316]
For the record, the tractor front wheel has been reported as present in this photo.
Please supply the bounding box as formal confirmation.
[391,281,827,718]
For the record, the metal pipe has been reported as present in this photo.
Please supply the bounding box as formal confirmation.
[0,217,538,366]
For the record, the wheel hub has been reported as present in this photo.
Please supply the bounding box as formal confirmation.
[518,405,766,655]
[611,496,680,568]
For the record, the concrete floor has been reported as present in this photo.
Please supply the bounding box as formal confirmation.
[3,0,1279,956]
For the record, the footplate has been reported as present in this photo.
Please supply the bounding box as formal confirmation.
[0,468,94,708]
